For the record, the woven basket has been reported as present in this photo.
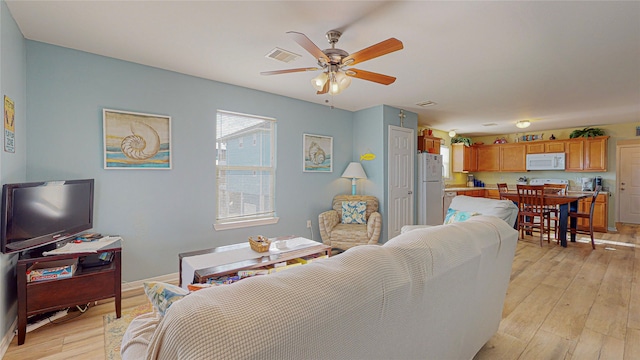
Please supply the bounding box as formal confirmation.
[248,236,271,253]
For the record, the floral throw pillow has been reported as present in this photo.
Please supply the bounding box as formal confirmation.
[443,208,480,224]
[341,201,367,224]
[143,281,189,317]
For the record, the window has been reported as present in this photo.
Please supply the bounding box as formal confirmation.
[440,145,451,179]
[215,110,276,229]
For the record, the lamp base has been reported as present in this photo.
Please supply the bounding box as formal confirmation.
[351,178,357,195]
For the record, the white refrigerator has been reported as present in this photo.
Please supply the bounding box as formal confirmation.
[417,153,444,225]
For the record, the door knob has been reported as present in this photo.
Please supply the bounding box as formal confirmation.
[621,188,625,191]
[408,191,413,195]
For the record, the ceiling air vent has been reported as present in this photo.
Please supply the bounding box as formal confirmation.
[482,123,498,127]
[416,101,437,107]
[265,47,301,63]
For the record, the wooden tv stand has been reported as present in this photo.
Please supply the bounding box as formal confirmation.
[15,240,122,345]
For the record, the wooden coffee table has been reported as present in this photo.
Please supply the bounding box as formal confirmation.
[179,236,331,287]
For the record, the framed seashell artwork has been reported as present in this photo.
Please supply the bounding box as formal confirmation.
[303,133,333,172]
[103,109,172,169]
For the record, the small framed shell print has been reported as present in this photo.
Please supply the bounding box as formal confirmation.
[103,109,172,169]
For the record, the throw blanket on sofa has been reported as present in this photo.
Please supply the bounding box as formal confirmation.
[122,216,518,360]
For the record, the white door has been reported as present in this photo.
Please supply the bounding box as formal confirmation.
[388,125,414,239]
[618,144,640,224]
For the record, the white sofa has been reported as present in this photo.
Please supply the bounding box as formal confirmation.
[402,195,519,234]
[122,216,518,360]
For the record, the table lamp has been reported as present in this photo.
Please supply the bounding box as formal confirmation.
[341,162,367,195]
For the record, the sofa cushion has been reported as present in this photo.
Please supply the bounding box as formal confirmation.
[143,282,189,317]
[341,201,367,224]
[443,208,479,224]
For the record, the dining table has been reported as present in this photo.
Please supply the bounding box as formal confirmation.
[500,191,590,247]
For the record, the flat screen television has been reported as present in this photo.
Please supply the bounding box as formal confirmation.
[1,179,94,254]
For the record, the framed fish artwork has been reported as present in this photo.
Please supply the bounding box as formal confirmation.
[103,109,172,169]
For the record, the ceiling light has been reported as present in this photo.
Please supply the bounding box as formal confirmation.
[327,71,352,95]
[516,120,531,129]
[448,130,457,137]
[311,72,328,91]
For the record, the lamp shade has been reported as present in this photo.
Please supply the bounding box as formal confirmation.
[328,71,352,95]
[341,162,367,179]
[311,72,328,91]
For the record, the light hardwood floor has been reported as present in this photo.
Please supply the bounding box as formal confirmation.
[3,223,639,360]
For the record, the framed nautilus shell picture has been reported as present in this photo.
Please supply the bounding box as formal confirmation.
[103,109,172,169]
[303,133,332,172]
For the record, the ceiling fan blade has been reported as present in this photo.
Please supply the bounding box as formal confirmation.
[287,31,330,63]
[317,81,329,95]
[260,67,320,76]
[342,38,403,66]
[347,68,396,85]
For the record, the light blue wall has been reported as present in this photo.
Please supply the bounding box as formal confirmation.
[25,41,355,282]
[0,0,26,345]
[352,105,418,243]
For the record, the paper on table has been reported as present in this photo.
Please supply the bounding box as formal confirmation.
[42,237,122,255]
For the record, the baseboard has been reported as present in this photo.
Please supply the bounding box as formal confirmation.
[0,318,17,359]
[121,272,179,297]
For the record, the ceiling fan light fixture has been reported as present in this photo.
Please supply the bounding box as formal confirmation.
[311,72,329,91]
[328,71,351,95]
[516,120,531,129]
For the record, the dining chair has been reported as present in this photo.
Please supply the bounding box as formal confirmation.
[497,183,509,199]
[568,186,601,249]
[516,185,550,246]
[543,183,568,240]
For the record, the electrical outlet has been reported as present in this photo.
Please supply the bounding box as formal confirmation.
[306,220,312,228]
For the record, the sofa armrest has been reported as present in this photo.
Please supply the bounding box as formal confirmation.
[366,212,382,245]
[318,210,339,245]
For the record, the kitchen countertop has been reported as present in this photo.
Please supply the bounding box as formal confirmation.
[444,186,608,194]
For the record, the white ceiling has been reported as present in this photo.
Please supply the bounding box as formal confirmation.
[6,1,640,136]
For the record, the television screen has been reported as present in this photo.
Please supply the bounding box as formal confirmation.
[1,179,94,254]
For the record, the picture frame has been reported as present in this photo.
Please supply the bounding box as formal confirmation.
[303,133,332,172]
[103,109,172,169]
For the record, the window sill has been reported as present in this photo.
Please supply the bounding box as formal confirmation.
[214,217,279,231]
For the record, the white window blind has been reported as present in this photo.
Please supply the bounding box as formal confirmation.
[216,110,276,224]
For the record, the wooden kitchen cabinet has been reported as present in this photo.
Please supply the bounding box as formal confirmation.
[418,135,441,154]
[457,189,485,197]
[584,137,608,171]
[565,136,608,172]
[526,141,565,154]
[576,192,608,232]
[476,145,500,171]
[500,144,527,172]
[485,189,500,199]
[451,144,476,172]
[475,144,525,172]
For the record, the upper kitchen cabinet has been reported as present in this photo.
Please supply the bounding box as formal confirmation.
[565,136,609,172]
[451,144,477,172]
[526,141,565,154]
[418,135,442,154]
[476,144,525,172]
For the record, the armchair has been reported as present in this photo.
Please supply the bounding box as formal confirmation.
[318,195,382,251]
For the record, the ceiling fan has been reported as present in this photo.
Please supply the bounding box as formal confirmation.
[261,30,403,95]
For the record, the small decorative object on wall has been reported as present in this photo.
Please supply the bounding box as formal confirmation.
[4,96,15,153]
[360,151,376,161]
[103,109,171,169]
[303,133,332,172]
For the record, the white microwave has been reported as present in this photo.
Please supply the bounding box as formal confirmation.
[526,153,566,171]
